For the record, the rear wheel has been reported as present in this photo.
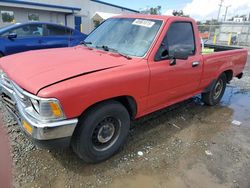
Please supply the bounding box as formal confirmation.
[202,73,227,106]
[72,101,130,163]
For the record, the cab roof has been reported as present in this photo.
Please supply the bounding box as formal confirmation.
[113,14,195,22]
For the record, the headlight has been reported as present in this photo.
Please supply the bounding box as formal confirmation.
[29,98,65,121]
[39,100,64,119]
[12,82,65,122]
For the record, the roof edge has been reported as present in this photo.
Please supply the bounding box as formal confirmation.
[90,0,139,13]
[0,0,81,11]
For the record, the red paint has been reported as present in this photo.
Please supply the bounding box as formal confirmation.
[0,15,248,120]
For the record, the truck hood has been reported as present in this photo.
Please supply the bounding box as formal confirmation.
[0,46,139,94]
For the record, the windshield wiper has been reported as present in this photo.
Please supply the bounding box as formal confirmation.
[80,41,91,46]
[96,45,132,60]
[80,41,93,50]
[80,41,92,45]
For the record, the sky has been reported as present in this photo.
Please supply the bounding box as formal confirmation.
[102,0,250,21]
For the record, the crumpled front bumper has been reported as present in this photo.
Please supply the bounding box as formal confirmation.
[0,81,78,143]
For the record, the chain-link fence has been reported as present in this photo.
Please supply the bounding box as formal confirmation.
[198,23,250,47]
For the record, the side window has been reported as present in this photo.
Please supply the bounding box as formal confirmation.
[163,22,195,56]
[28,24,43,36]
[46,25,71,36]
[2,24,43,37]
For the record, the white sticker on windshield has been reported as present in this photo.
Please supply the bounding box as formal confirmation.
[132,19,155,28]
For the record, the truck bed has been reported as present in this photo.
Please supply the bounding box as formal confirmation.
[201,44,248,89]
[204,44,243,52]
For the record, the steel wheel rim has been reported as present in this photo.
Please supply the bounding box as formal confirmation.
[92,117,121,151]
[214,79,223,99]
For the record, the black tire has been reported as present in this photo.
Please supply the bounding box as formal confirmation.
[202,73,227,106]
[0,53,3,58]
[72,100,130,163]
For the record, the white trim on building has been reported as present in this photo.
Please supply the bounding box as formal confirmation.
[92,12,119,20]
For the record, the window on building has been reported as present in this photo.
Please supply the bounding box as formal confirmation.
[28,13,39,21]
[1,11,15,23]
[46,24,71,36]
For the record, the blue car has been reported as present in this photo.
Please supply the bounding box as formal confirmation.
[0,22,87,57]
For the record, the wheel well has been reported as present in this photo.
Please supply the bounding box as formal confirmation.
[81,96,137,120]
[114,96,137,119]
[223,70,233,82]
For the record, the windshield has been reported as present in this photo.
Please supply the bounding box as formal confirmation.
[84,18,163,57]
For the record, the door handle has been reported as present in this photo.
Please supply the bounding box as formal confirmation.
[192,61,200,67]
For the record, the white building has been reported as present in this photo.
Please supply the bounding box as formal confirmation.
[216,21,250,46]
[0,0,139,34]
[233,17,244,23]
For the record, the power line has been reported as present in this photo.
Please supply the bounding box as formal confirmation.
[224,5,231,21]
[217,0,224,21]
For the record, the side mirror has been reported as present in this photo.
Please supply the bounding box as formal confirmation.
[8,33,17,39]
[160,48,169,60]
[154,43,169,61]
[161,49,189,66]
[174,50,189,60]
[157,48,176,66]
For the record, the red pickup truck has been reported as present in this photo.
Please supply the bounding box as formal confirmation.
[0,15,248,163]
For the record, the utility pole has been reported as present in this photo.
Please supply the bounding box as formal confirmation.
[224,5,231,21]
[217,0,224,21]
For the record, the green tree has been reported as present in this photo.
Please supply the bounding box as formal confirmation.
[2,12,14,23]
[141,6,162,15]
[172,10,189,17]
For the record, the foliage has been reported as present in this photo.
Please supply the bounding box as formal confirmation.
[141,6,162,15]
[172,10,189,17]
[1,11,14,23]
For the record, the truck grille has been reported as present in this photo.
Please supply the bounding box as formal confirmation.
[0,74,30,118]
[1,93,15,110]
[1,93,21,120]
[12,83,31,108]
[0,74,31,109]
[0,73,13,90]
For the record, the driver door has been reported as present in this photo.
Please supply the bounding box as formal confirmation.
[147,21,202,110]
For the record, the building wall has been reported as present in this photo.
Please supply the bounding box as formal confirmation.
[35,0,138,33]
[0,0,138,34]
[0,6,66,27]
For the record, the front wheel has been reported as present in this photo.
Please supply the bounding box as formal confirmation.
[202,73,227,106]
[71,101,130,163]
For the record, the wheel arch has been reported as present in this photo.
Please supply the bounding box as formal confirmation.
[216,62,234,83]
[79,95,138,120]
[223,69,233,83]
[203,70,233,93]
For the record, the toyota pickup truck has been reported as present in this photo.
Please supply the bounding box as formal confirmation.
[0,15,248,163]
